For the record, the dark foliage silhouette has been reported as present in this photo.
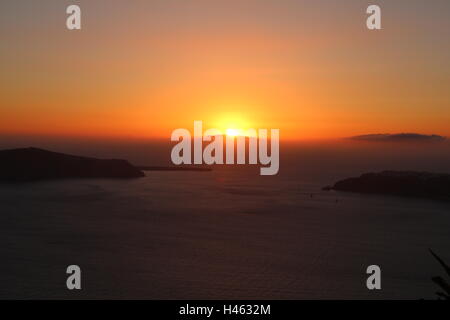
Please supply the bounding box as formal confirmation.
[429,249,450,300]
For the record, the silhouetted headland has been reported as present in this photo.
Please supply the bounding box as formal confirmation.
[0,147,144,182]
[324,171,450,200]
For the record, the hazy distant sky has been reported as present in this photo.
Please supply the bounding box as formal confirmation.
[1,0,449,140]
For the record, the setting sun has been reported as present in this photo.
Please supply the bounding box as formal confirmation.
[226,129,240,137]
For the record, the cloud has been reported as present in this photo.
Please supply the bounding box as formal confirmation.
[348,133,446,142]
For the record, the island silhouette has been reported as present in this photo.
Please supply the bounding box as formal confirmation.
[0,147,214,182]
[0,147,144,181]
[324,171,450,201]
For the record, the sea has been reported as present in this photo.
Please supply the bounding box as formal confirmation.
[0,141,449,299]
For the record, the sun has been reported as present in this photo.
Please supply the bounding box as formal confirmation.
[226,128,241,137]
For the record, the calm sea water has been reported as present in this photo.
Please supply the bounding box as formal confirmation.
[0,166,449,299]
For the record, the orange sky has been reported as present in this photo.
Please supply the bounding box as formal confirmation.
[1,0,449,140]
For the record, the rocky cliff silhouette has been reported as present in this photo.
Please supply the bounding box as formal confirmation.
[0,147,144,181]
[324,171,450,200]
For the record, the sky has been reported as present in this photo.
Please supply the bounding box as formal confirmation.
[1,0,450,141]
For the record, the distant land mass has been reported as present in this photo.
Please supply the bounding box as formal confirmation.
[348,133,446,142]
[0,147,145,182]
[324,171,450,200]
[137,166,212,172]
